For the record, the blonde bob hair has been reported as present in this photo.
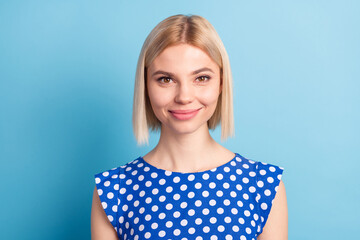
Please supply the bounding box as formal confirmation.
[133,14,234,145]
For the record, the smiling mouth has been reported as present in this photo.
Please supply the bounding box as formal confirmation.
[169,108,202,114]
[168,108,202,120]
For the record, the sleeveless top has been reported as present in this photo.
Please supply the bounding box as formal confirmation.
[94,153,284,240]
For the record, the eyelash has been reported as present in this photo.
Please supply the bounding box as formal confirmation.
[156,75,211,84]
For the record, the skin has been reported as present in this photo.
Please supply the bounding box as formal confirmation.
[91,187,118,240]
[144,44,235,173]
[91,44,288,239]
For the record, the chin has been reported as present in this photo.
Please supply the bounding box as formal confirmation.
[164,121,209,135]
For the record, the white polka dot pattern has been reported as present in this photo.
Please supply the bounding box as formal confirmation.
[94,153,284,239]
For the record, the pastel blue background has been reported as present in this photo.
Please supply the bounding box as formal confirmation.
[0,0,359,239]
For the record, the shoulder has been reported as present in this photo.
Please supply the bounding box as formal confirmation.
[235,153,284,180]
[92,158,141,228]
[94,157,143,184]
[235,153,285,235]
[234,153,284,180]
[240,156,286,234]
[95,167,121,187]
[254,159,284,188]
[93,157,146,198]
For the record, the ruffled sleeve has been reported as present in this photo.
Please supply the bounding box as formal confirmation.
[255,161,284,234]
[94,167,121,230]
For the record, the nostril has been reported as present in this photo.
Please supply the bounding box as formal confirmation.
[175,88,194,104]
[174,95,193,104]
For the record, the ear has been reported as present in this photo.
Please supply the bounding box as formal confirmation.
[219,76,223,94]
[218,67,223,94]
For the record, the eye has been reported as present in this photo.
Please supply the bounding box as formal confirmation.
[157,77,173,84]
[196,75,210,82]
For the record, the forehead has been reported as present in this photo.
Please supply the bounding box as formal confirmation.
[148,44,219,72]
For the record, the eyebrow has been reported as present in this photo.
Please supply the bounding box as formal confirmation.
[151,67,214,77]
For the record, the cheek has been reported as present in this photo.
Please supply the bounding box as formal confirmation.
[198,87,220,106]
[147,86,173,110]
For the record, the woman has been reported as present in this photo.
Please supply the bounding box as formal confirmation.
[91,14,287,240]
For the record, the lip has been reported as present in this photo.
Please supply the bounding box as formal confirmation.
[169,108,201,114]
[169,108,202,120]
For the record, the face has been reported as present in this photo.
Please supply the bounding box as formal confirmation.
[146,44,222,135]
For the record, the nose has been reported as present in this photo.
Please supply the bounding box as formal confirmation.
[174,82,194,104]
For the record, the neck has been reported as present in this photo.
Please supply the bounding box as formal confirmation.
[144,124,233,173]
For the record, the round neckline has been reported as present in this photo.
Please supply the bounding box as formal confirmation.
[138,152,239,175]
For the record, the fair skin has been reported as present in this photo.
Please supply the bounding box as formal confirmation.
[145,43,234,172]
[91,44,288,239]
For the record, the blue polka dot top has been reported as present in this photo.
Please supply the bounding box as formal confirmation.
[94,153,284,240]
